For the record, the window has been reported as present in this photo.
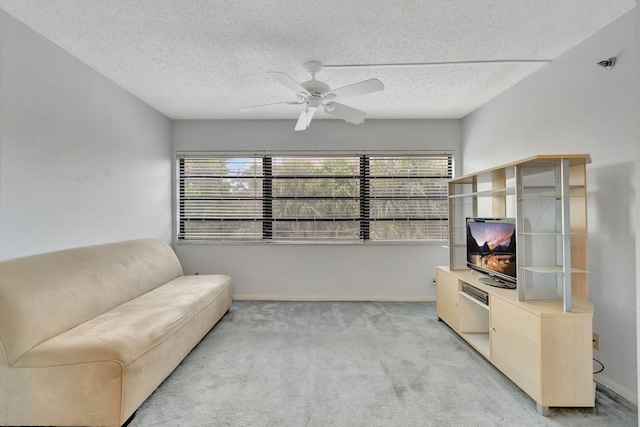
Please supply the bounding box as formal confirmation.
[178,152,452,243]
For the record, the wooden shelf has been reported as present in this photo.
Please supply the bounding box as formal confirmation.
[519,266,589,274]
[460,332,490,357]
[519,231,588,236]
[448,187,514,199]
[449,154,591,185]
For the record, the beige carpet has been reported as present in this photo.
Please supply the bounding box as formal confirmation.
[130,301,637,427]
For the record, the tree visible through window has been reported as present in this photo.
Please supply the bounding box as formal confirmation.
[178,152,452,242]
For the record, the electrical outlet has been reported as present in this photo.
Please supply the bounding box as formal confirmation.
[431,276,437,286]
[593,333,600,350]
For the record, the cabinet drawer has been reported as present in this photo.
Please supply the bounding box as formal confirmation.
[436,269,459,331]
[490,297,541,400]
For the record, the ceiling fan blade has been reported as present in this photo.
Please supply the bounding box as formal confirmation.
[328,78,384,99]
[295,109,309,131]
[239,100,303,112]
[324,102,366,125]
[268,72,310,95]
[294,108,317,131]
[305,108,316,126]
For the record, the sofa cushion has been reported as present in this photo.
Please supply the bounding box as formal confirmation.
[14,274,231,368]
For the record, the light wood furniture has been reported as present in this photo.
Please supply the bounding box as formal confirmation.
[437,267,594,414]
[447,154,590,310]
[439,155,594,414]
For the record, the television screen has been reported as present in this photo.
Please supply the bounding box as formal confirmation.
[466,218,517,287]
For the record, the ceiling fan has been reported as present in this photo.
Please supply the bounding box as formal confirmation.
[239,61,384,131]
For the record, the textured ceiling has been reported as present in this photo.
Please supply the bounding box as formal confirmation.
[0,1,635,121]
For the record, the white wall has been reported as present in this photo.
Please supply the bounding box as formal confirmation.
[173,119,460,300]
[636,0,640,414]
[463,11,637,403]
[0,11,173,260]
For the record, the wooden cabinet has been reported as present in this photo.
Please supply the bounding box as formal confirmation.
[490,296,540,401]
[437,266,594,412]
[436,267,459,331]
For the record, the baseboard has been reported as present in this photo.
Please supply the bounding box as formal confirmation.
[595,375,638,406]
[232,295,436,302]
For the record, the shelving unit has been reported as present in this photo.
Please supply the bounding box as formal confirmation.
[448,154,590,311]
[438,155,594,414]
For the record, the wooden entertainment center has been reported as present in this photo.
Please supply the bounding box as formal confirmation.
[436,155,594,415]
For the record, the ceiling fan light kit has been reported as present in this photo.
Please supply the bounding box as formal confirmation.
[240,60,384,131]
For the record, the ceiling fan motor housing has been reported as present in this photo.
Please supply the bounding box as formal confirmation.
[301,79,330,97]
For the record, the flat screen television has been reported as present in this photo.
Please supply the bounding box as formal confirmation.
[466,218,517,289]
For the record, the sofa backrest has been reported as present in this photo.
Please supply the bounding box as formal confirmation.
[0,239,184,365]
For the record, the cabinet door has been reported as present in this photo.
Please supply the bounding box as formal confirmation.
[490,297,541,401]
[436,269,459,331]
[539,316,594,406]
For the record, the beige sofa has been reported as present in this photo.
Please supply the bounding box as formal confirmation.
[0,239,232,427]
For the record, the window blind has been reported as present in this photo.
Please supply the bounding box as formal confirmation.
[179,156,264,240]
[367,154,451,241]
[178,152,452,242]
